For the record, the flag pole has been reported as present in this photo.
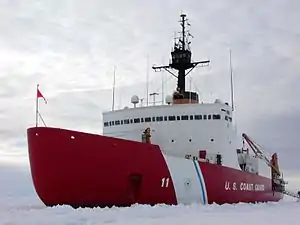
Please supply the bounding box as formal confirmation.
[36,84,39,127]
[112,66,116,111]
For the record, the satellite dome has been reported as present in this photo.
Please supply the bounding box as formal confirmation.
[214,98,223,104]
[165,95,173,105]
[131,95,139,104]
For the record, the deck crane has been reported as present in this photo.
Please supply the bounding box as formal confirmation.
[242,133,300,200]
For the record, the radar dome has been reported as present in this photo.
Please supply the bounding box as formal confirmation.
[214,98,223,104]
[165,95,173,105]
[131,95,139,104]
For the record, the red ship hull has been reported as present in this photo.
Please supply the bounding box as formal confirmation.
[27,127,283,207]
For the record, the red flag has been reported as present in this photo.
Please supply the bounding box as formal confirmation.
[37,87,47,104]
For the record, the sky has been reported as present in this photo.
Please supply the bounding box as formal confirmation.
[0,0,300,192]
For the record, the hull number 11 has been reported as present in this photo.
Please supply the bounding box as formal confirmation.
[161,177,170,187]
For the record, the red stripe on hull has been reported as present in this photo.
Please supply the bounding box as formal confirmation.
[27,127,177,207]
[199,163,283,204]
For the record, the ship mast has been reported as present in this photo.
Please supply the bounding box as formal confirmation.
[152,14,210,104]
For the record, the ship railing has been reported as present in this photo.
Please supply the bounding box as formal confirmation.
[282,190,300,199]
[184,154,210,163]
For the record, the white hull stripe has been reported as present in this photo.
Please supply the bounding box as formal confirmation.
[193,160,208,204]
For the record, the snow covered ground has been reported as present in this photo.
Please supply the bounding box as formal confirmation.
[1,197,299,225]
[0,163,299,225]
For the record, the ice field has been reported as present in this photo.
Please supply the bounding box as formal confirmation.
[0,163,299,225]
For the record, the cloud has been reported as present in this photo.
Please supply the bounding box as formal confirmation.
[244,110,300,171]
[0,162,36,199]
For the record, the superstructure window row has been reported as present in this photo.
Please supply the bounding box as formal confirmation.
[103,113,228,127]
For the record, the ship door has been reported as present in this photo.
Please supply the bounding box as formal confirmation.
[128,173,142,204]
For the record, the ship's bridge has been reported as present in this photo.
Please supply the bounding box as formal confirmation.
[102,98,240,169]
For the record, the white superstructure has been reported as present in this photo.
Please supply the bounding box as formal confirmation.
[102,97,238,168]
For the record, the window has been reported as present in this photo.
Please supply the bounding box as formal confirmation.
[203,115,207,120]
[195,115,202,120]
[213,114,221,120]
[112,121,115,126]
[156,116,163,121]
[121,120,124,125]
[130,119,133,123]
[104,122,109,127]
[169,116,176,121]
[221,109,226,112]
[145,117,151,122]
[181,115,188,120]
[141,118,144,123]
[208,115,211,120]
[152,117,156,122]
[109,121,112,126]
[190,115,194,120]
[134,118,140,123]
[177,116,181,120]
[115,120,120,125]
[164,116,168,121]
[124,119,129,124]
[225,115,228,121]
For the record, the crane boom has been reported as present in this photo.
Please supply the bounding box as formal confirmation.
[241,133,300,200]
[242,133,280,176]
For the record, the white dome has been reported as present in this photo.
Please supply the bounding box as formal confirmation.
[131,95,139,104]
[165,95,173,104]
[214,98,223,104]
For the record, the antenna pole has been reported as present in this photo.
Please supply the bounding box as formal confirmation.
[146,54,149,106]
[229,48,235,112]
[36,84,39,127]
[112,66,116,111]
[181,14,186,51]
[150,92,159,106]
[118,91,122,110]
[189,77,192,103]
[161,57,164,105]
